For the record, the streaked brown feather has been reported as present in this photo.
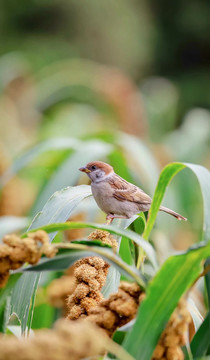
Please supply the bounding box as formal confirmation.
[109,174,152,205]
[108,175,128,190]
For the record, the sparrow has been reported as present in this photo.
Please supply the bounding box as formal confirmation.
[79,161,187,223]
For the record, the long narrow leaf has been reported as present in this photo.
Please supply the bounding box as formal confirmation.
[0,274,22,333]
[22,221,158,269]
[22,244,146,288]
[143,162,210,241]
[0,274,22,308]
[117,133,159,194]
[0,138,112,189]
[28,186,92,239]
[190,311,210,358]
[205,258,210,308]
[123,242,210,360]
[0,138,79,187]
[8,274,40,335]
[8,185,92,334]
[31,140,112,214]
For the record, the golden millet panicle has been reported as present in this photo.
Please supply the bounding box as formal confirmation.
[0,230,57,288]
[48,230,117,315]
[86,281,144,336]
[0,319,108,360]
[88,229,118,251]
[66,256,109,320]
[66,230,117,320]
[152,298,192,360]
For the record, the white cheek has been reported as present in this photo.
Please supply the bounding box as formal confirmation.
[91,173,100,182]
[92,171,107,182]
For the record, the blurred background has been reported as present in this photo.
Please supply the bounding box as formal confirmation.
[0,0,210,326]
[0,0,210,251]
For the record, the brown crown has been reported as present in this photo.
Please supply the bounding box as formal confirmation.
[86,161,114,174]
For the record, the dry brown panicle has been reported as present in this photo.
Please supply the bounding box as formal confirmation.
[48,230,117,315]
[66,229,118,320]
[48,209,86,309]
[152,298,192,360]
[0,319,108,360]
[88,229,118,251]
[47,213,85,316]
[66,256,109,320]
[0,230,57,288]
[83,279,191,359]
[86,281,144,336]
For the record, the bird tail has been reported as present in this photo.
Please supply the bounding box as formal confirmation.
[159,205,187,221]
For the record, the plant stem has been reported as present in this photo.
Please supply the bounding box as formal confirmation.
[54,242,146,289]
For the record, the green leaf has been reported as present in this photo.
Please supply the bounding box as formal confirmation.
[22,244,146,288]
[31,139,112,215]
[132,214,146,235]
[205,258,210,308]
[102,265,121,298]
[119,236,134,266]
[143,162,210,241]
[0,138,112,189]
[8,274,40,335]
[28,186,92,240]
[8,185,92,334]
[108,149,135,183]
[123,242,210,360]
[32,303,55,330]
[0,274,22,332]
[190,311,210,358]
[0,138,79,187]
[23,221,158,269]
[117,133,159,194]
[0,274,22,309]
[6,325,27,338]
[188,298,203,331]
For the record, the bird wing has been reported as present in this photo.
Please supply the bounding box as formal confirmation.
[109,175,152,205]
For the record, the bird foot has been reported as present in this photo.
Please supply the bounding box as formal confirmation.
[105,214,114,225]
[105,214,128,225]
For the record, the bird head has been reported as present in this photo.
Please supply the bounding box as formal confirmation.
[79,161,113,182]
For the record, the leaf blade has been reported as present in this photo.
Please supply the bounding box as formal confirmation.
[143,162,210,241]
[123,243,210,360]
[8,185,92,334]
[22,244,146,288]
[23,220,158,269]
[190,311,210,357]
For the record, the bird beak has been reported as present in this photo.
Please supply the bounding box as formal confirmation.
[79,167,91,173]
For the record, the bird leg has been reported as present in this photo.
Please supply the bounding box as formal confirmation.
[105,214,128,225]
[105,214,114,224]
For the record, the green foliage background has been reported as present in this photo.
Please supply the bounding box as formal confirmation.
[0,1,210,359]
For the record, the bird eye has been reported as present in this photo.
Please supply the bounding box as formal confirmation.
[91,165,96,170]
